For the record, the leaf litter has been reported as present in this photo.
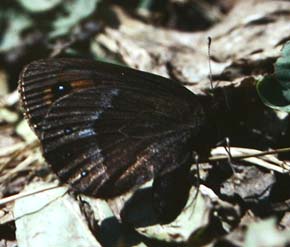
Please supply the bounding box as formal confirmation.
[0,0,290,246]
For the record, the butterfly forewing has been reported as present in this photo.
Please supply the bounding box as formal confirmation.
[19,58,206,198]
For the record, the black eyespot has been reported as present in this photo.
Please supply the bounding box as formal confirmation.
[81,170,88,177]
[64,127,73,135]
[52,83,72,98]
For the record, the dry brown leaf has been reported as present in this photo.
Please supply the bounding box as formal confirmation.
[97,0,290,93]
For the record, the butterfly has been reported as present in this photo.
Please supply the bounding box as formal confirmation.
[19,58,219,223]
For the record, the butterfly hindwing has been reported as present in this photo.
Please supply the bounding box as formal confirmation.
[41,85,198,197]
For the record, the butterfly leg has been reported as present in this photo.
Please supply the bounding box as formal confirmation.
[216,137,236,174]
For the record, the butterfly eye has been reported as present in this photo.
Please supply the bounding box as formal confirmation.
[52,83,72,97]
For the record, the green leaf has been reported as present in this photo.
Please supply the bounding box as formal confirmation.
[257,41,290,112]
[275,43,290,88]
[256,75,290,111]
[138,0,153,11]
[0,11,32,52]
[18,0,62,12]
[50,0,100,38]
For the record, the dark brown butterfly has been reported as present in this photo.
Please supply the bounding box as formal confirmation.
[19,58,218,222]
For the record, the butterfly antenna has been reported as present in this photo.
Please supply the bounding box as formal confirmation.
[216,137,236,174]
[78,196,97,233]
[192,152,200,202]
[208,37,214,90]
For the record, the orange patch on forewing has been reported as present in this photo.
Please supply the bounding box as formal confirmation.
[71,80,95,89]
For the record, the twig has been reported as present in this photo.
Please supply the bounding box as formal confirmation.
[209,146,290,173]
[0,140,39,173]
[209,147,290,161]
[0,184,60,206]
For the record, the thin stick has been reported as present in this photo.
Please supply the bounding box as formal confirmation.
[0,140,39,174]
[0,184,60,206]
[209,146,290,162]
